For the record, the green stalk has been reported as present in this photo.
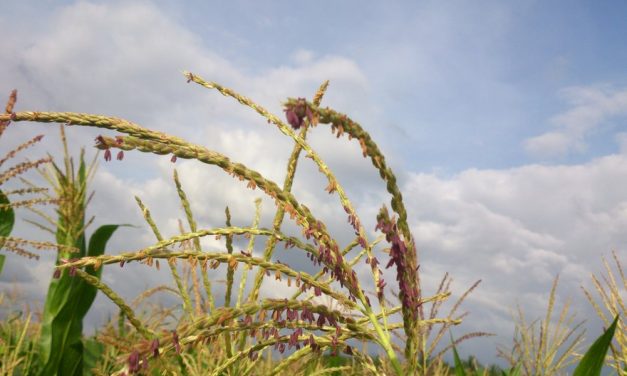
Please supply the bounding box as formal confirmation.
[237,199,262,309]
[224,207,235,361]
[235,199,262,359]
[134,196,193,317]
[173,169,207,316]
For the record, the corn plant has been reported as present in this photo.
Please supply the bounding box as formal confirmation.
[32,127,124,376]
[0,72,488,375]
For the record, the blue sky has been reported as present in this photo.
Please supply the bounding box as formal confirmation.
[1,0,626,369]
[153,0,627,172]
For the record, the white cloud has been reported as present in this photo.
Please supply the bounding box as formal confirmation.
[402,154,627,361]
[290,49,315,65]
[525,85,627,158]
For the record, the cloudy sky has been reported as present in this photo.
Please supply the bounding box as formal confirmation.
[1,0,626,368]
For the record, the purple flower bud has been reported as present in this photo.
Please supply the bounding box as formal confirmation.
[128,350,140,374]
[358,236,367,248]
[172,330,181,354]
[327,315,337,327]
[248,350,258,361]
[285,109,301,129]
[150,338,159,358]
[289,331,299,348]
[316,314,325,328]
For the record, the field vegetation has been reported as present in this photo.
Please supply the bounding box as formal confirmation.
[0,76,623,375]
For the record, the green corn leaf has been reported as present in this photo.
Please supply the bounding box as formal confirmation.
[39,235,87,376]
[75,224,126,319]
[509,364,521,376]
[59,225,126,376]
[573,315,619,376]
[0,189,14,236]
[451,333,467,376]
[0,190,15,272]
[83,336,104,376]
[78,150,86,184]
[39,225,126,376]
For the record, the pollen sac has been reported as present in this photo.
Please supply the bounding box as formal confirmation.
[128,350,140,374]
[283,98,312,130]
[248,350,258,361]
[285,108,300,129]
[150,338,159,358]
[172,330,181,354]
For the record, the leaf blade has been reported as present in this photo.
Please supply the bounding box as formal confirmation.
[573,315,619,376]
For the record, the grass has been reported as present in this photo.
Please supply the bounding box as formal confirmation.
[0,74,623,375]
